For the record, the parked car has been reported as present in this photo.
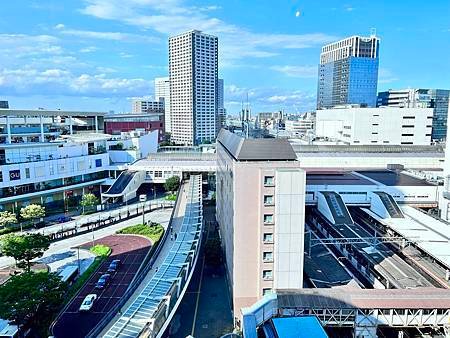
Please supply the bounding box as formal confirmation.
[57,216,72,223]
[107,259,121,273]
[79,294,97,312]
[95,274,111,289]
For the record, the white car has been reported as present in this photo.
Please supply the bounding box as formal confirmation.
[79,294,97,312]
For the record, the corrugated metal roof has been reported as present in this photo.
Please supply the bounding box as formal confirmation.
[277,288,450,309]
[291,144,444,154]
[217,129,297,161]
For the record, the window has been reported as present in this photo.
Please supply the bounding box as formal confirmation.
[402,125,414,128]
[0,171,2,182]
[403,116,415,119]
[401,142,413,145]
[95,159,102,168]
[262,270,273,280]
[263,288,272,296]
[264,195,274,205]
[25,168,30,179]
[264,176,274,186]
[263,214,274,224]
[401,134,414,136]
[263,233,273,243]
[263,252,273,262]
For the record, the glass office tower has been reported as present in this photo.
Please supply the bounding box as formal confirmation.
[317,35,380,109]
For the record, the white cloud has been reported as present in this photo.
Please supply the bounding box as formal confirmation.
[271,65,318,78]
[79,0,338,63]
[378,68,398,84]
[119,52,133,58]
[55,25,159,42]
[0,67,150,97]
[79,46,99,53]
[224,84,316,112]
[0,34,62,59]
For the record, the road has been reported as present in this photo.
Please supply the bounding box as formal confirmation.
[52,235,152,338]
[0,208,173,272]
[166,205,234,338]
[98,181,189,336]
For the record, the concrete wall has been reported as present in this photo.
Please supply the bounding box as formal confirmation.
[315,107,433,145]
[274,170,305,289]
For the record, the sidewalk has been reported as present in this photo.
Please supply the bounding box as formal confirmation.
[0,208,173,271]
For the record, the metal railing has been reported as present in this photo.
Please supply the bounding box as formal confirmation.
[84,185,184,338]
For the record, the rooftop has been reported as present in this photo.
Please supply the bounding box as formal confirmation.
[357,170,436,186]
[0,108,106,116]
[217,129,297,161]
[306,172,375,186]
[277,287,450,310]
[267,317,328,338]
[361,206,450,269]
[291,144,444,154]
[59,133,111,143]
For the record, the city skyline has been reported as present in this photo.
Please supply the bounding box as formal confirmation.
[1,0,450,113]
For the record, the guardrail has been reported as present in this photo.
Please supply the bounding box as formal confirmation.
[49,199,177,337]
[84,184,183,338]
[44,201,174,242]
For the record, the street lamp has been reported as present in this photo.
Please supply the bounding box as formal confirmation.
[71,246,81,276]
[139,194,147,225]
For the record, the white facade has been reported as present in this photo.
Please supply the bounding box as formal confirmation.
[155,77,171,133]
[285,119,314,136]
[131,99,164,114]
[315,107,433,145]
[169,30,218,146]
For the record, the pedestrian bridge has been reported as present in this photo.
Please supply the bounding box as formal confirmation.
[242,288,450,338]
[128,153,216,183]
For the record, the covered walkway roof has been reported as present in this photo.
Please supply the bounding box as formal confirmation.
[103,175,203,338]
[361,206,450,269]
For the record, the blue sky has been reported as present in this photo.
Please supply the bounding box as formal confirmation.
[1,0,449,114]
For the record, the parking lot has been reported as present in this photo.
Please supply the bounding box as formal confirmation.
[52,234,151,338]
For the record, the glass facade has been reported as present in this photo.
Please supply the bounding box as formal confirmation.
[317,36,379,109]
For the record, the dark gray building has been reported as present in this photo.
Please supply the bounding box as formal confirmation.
[0,101,9,109]
[317,35,380,109]
[377,88,450,141]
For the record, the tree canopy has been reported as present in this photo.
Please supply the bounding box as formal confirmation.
[80,193,99,207]
[0,233,50,271]
[164,176,180,193]
[0,211,17,228]
[20,204,45,221]
[0,271,66,328]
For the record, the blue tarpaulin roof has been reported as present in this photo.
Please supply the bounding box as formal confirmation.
[271,316,328,338]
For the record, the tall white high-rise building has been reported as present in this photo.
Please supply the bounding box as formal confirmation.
[155,77,171,133]
[218,78,226,130]
[169,30,218,145]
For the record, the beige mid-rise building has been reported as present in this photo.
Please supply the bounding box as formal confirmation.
[216,130,305,325]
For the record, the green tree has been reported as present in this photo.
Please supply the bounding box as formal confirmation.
[164,176,180,193]
[0,211,17,228]
[0,271,66,329]
[0,233,50,271]
[80,193,99,214]
[20,204,45,227]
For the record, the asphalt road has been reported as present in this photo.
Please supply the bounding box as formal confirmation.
[52,234,151,338]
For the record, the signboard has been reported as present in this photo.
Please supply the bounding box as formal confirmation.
[9,169,20,181]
